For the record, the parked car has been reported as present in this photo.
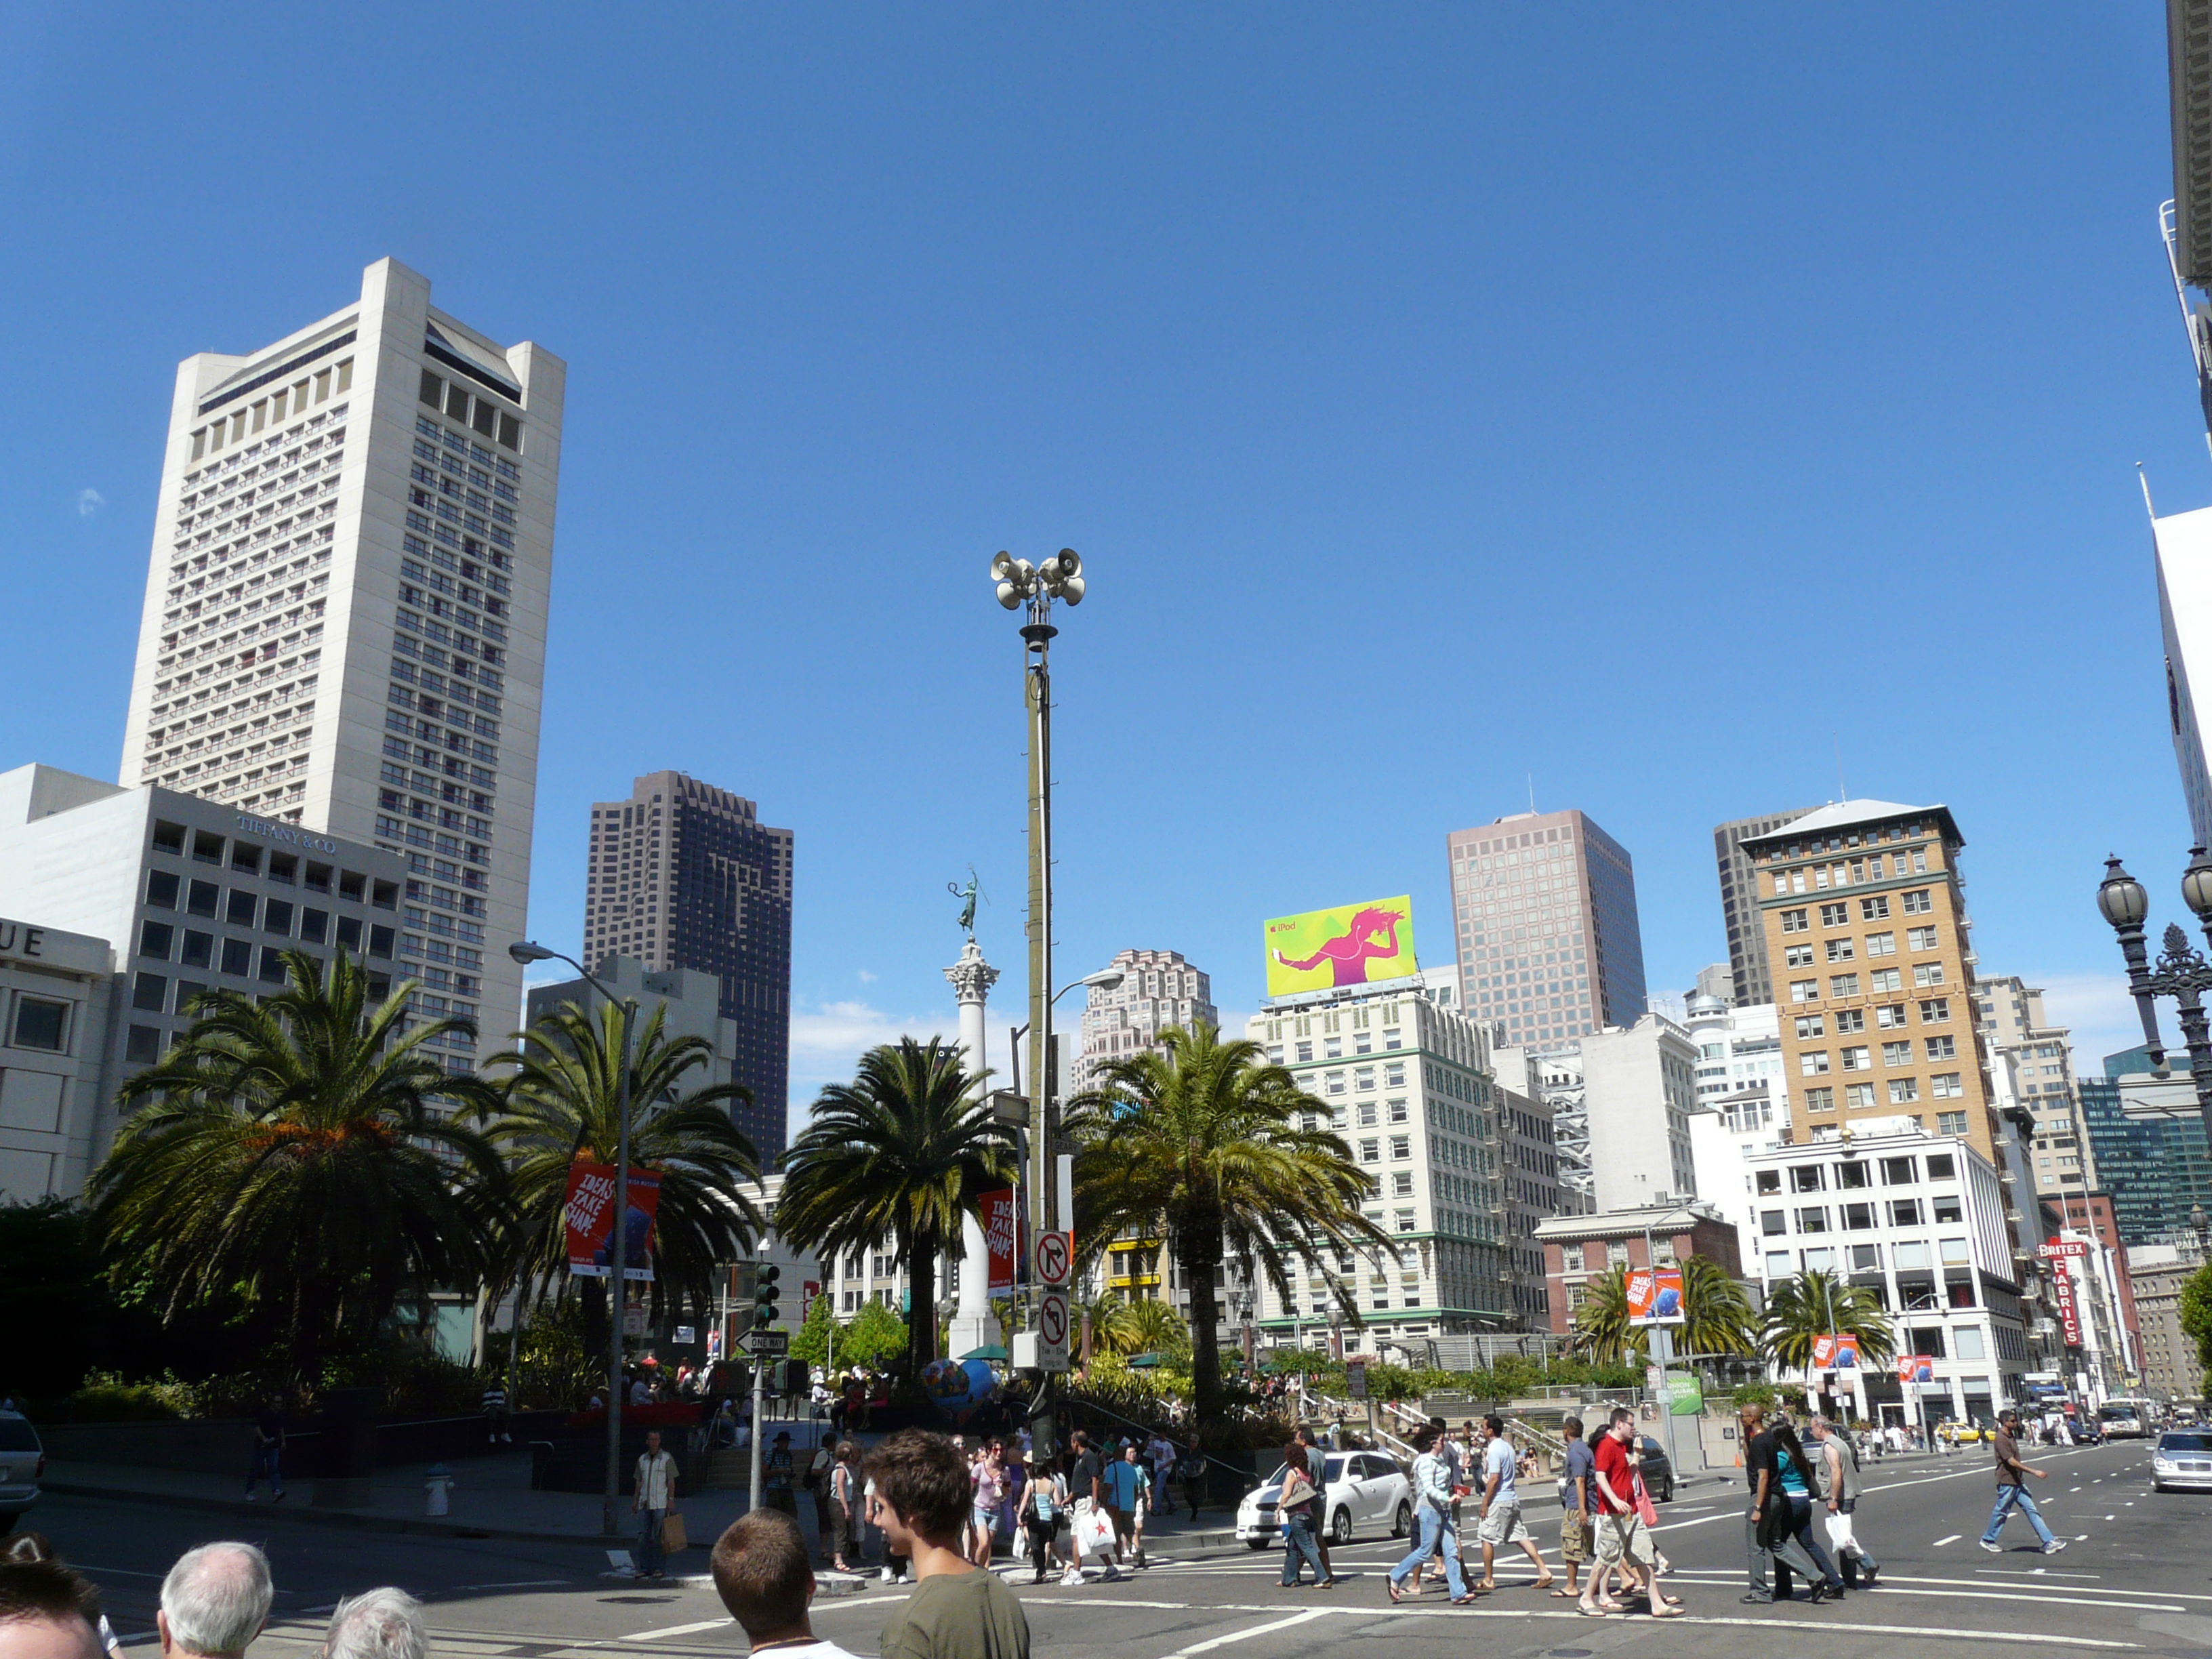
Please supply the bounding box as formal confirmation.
[1938,1418,1993,1444]
[1633,1435,1676,1503]
[2152,1429,2212,1493]
[0,1412,45,1534]
[1237,1451,1412,1547]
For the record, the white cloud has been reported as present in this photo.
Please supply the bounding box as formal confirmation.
[76,489,104,517]
[785,996,1028,1139]
[856,969,878,984]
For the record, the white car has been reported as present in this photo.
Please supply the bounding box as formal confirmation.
[0,1411,44,1533]
[2152,1429,2212,1493]
[1237,1451,1412,1547]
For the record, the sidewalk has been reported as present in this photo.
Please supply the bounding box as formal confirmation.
[43,1451,1248,1554]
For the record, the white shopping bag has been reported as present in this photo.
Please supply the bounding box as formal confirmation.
[1824,1511,1853,1551]
[1073,1504,1117,1560]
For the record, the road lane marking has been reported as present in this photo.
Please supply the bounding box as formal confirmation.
[1156,1609,1330,1658]
[450,1582,575,1592]
[907,1595,2151,1650]
[622,1621,733,1642]
[1934,1534,1961,1546]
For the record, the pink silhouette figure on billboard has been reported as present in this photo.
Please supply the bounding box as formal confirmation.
[1271,905,1407,987]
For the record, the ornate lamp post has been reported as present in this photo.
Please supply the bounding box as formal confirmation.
[2095,851,2212,1145]
[989,548,1086,1458]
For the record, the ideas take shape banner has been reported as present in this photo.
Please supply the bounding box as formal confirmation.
[565,1161,661,1282]
[1811,1333,1863,1372]
[1626,1265,1684,1326]
[1263,896,1416,997]
[981,1188,1017,1292]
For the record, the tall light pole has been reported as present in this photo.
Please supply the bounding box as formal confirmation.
[511,940,637,1538]
[989,547,1086,1458]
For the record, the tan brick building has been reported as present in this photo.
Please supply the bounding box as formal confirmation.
[1740,801,2001,1164]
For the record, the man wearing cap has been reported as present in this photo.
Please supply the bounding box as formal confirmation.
[764,1431,798,1517]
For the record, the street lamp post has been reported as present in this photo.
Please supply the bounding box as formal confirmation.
[510,941,638,1538]
[988,548,1086,1459]
[2095,851,2212,1146]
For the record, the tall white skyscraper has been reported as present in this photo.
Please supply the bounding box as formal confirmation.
[120,259,565,1067]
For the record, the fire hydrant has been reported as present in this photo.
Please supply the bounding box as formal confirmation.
[424,1463,455,1517]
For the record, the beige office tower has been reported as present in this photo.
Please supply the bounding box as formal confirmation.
[1973,975,2096,1200]
[119,259,565,1070]
[1742,802,2002,1162]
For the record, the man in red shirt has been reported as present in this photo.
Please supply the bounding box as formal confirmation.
[1586,1408,1679,1618]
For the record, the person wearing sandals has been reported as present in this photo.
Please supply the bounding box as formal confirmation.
[1275,1443,1336,1590]
[1555,1416,1595,1605]
[1387,1425,1477,1605]
[1474,1416,1554,1593]
[1588,1409,1681,1618]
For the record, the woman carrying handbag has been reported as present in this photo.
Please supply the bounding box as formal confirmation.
[1276,1443,1336,1589]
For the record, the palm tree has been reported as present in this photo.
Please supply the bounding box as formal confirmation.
[1089,1294,1192,1359]
[90,950,504,1375]
[1763,1269,1896,1369]
[479,1000,762,1346]
[1570,1257,1760,1366]
[777,1038,1015,1374]
[1065,1021,1390,1431]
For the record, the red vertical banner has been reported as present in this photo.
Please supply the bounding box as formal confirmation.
[564,1162,661,1280]
[981,1188,1017,1291]
[802,1281,821,1322]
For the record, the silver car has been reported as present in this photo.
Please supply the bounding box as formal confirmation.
[0,1411,43,1532]
[1237,1451,1412,1547]
[2152,1429,2212,1494]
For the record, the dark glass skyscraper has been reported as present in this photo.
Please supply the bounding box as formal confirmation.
[2078,1045,2212,1246]
[582,771,793,1160]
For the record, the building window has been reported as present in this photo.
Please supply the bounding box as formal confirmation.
[1907,926,1939,951]
[1786,944,1814,967]
[1761,1209,1786,1235]
[1834,1006,1865,1031]
[1881,1156,1917,1184]
[1790,980,1819,1003]
[1902,889,1933,914]
[1782,908,1809,933]
[1919,997,1950,1023]
[1389,1136,1410,1160]
[1932,1190,1964,1220]
[132,972,168,1012]
[1864,931,1896,956]
[1826,938,1856,963]
[138,920,174,960]
[1925,1035,1957,1061]
[1392,1171,1414,1196]
[1843,1202,1875,1229]
[1803,1086,1835,1112]
[1860,895,1891,920]
[1888,1077,1920,1104]
[1845,1083,1876,1109]
[125,1024,162,1065]
[11,996,69,1052]
[1801,1051,1831,1076]
[1913,964,1946,988]
[1881,1041,1913,1068]
[1830,974,1859,998]
[1876,1003,1908,1029]
[1930,1071,1963,1098]
[1359,1139,1379,1164]
[1889,1198,1922,1227]
[1820,903,1849,927]
[1839,1046,1870,1071]
[1790,1164,1826,1192]
[1797,1207,1829,1233]
[1795,1015,1825,1038]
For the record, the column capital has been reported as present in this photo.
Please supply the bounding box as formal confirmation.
[944,938,1000,1005]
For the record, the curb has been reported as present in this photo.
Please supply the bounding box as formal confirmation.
[599,1571,872,1597]
[41,1481,625,1548]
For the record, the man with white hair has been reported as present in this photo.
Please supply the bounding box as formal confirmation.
[321,1590,425,1659]
[158,1545,272,1659]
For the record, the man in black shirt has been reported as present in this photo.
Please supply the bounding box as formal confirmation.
[1738,1405,1825,1604]
[246,1399,286,1502]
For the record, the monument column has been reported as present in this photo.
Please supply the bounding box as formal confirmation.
[945,937,1002,1357]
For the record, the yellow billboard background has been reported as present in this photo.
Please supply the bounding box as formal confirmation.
[1263,896,1417,997]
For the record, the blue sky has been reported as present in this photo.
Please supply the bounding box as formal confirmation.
[3,7,2205,1134]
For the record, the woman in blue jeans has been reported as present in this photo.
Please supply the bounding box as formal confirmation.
[1771,1422,1845,1599]
[1388,1425,1474,1603]
[1277,1443,1336,1588]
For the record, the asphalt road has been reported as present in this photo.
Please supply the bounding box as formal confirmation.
[22,1437,2212,1659]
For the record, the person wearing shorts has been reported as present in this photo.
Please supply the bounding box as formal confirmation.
[1590,1408,1679,1618]
[1103,1444,1145,1568]
[1557,1416,1595,1603]
[1474,1415,1552,1591]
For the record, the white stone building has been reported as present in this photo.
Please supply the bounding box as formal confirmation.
[119,258,563,1070]
[1496,1012,1699,1217]
[0,918,115,1202]
[0,764,411,1186]
[1246,981,1528,1346]
[1744,1118,2031,1429]
[1070,948,1219,1097]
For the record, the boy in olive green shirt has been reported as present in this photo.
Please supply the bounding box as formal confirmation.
[865,1429,1030,1659]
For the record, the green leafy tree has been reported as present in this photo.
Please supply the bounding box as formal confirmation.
[1762,1268,1896,1369]
[1090,1295,1192,1359]
[1066,1021,1391,1432]
[2178,1261,2212,1375]
[790,1288,839,1366]
[91,951,504,1377]
[777,1038,1015,1374]
[836,1298,912,1370]
[1570,1258,1759,1365]
[478,999,762,1349]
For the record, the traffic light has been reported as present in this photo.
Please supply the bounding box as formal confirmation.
[755,1258,781,1326]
